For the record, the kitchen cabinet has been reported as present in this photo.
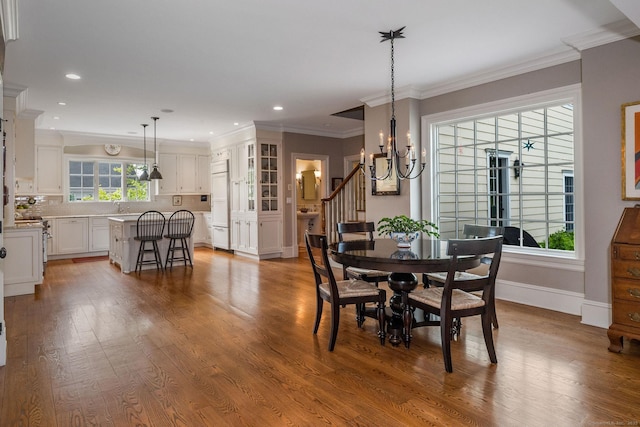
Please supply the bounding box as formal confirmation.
[4,227,44,296]
[156,153,211,195]
[192,212,209,246]
[258,216,282,254]
[89,217,110,252]
[15,178,34,195]
[608,207,640,352]
[36,145,63,194]
[156,153,179,194]
[55,217,89,254]
[197,155,210,193]
[109,221,124,267]
[228,138,282,258]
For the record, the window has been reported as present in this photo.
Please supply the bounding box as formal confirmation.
[68,159,149,202]
[431,90,577,254]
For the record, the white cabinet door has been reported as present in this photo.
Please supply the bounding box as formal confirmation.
[4,228,43,286]
[89,217,110,252]
[109,221,124,266]
[178,154,197,193]
[156,153,178,194]
[191,213,207,245]
[259,217,283,254]
[56,218,89,254]
[36,146,63,194]
[197,155,210,193]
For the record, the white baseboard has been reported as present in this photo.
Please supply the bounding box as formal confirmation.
[496,279,584,316]
[496,280,610,329]
[0,320,6,366]
[581,299,611,329]
[281,245,297,258]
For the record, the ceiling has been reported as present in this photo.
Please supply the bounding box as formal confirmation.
[3,0,640,144]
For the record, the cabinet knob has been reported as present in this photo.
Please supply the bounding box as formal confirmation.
[0,247,6,259]
[635,252,640,260]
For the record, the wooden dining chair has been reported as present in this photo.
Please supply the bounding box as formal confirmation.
[134,210,166,272]
[336,221,390,325]
[404,236,503,373]
[305,232,387,351]
[165,210,195,270]
[424,223,504,329]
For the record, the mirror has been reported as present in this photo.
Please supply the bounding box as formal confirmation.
[302,170,317,200]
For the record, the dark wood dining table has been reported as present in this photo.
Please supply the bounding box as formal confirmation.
[330,238,480,345]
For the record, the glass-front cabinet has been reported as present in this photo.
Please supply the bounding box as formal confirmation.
[259,142,279,212]
[228,135,282,258]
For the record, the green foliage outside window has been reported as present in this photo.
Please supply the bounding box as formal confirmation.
[540,229,574,250]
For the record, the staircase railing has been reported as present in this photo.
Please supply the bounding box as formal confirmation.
[321,165,365,244]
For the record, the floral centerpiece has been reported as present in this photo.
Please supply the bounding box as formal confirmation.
[377,215,439,247]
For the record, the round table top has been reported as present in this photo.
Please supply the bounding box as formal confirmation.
[330,238,479,274]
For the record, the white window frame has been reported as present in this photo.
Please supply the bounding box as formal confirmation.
[421,84,584,262]
[65,155,150,202]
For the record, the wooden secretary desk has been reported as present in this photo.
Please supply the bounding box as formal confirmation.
[608,206,640,352]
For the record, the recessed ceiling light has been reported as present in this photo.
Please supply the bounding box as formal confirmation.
[161,109,174,113]
[49,127,56,130]
[209,131,214,135]
[234,122,239,126]
[53,116,60,120]
[273,106,283,111]
[65,73,81,80]
[189,138,194,142]
[58,101,67,106]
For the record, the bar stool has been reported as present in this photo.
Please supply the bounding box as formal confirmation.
[165,210,195,270]
[134,210,166,272]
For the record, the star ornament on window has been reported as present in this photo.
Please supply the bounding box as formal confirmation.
[523,140,535,151]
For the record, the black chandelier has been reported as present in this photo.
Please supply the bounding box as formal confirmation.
[360,27,426,181]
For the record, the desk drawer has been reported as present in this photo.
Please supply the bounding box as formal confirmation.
[614,245,640,261]
[612,299,640,328]
[612,278,640,302]
[612,260,640,279]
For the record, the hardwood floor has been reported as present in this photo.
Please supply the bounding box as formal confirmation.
[1,248,639,426]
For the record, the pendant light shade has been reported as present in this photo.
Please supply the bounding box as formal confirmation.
[139,123,149,181]
[149,116,163,180]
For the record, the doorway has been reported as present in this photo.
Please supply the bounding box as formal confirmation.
[291,154,328,257]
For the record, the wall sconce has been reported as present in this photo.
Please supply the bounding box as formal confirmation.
[514,158,523,179]
[314,169,321,186]
[296,172,302,188]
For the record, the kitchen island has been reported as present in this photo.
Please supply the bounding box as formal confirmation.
[108,214,194,273]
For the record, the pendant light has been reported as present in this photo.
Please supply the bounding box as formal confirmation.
[149,116,163,180]
[139,123,149,181]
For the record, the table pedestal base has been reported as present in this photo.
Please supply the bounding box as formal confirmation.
[387,272,418,346]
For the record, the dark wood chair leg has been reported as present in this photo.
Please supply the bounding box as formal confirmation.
[441,311,454,373]
[403,303,413,349]
[482,313,497,364]
[377,301,386,345]
[328,301,340,351]
[313,298,323,334]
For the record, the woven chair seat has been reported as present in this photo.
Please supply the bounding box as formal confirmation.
[346,266,390,279]
[409,287,485,311]
[319,279,382,299]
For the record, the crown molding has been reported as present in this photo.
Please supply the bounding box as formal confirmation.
[43,129,210,148]
[361,19,639,105]
[0,0,19,42]
[254,121,363,139]
[17,108,43,120]
[360,86,422,108]
[562,18,640,52]
[419,48,580,100]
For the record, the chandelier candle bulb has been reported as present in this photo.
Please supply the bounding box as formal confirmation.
[421,148,426,164]
[379,131,384,148]
[360,148,365,165]
[370,153,374,166]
